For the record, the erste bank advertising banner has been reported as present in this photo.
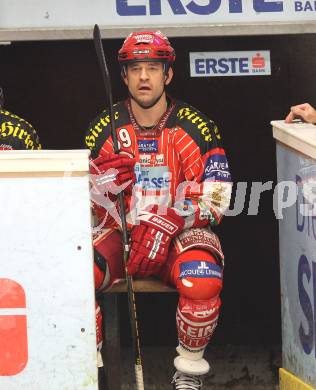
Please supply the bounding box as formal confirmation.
[190,51,271,77]
[0,0,316,29]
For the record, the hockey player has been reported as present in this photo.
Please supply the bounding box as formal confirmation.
[0,87,41,150]
[86,31,232,389]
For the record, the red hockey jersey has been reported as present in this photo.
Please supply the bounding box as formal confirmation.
[85,98,231,230]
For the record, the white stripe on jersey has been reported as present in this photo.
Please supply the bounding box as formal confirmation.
[182,146,199,163]
[176,132,188,145]
[101,139,113,155]
[179,139,194,156]
[184,156,203,174]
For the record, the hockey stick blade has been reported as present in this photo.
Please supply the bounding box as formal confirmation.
[93,24,145,390]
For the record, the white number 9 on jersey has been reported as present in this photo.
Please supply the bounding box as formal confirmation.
[118,128,132,148]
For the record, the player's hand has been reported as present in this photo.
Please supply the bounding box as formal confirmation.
[90,152,136,195]
[285,103,316,124]
[127,206,185,277]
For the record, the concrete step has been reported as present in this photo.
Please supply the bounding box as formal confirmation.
[101,344,281,390]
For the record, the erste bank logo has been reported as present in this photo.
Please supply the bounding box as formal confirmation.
[116,0,284,15]
[116,0,316,16]
[190,51,271,77]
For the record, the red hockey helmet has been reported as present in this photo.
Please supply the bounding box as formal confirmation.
[118,31,176,67]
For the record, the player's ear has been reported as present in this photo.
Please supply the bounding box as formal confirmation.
[122,72,128,86]
[121,65,128,86]
[165,67,173,85]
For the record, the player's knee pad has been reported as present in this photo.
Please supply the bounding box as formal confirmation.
[175,249,223,360]
[93,228,124,291]
[172,249,223,301]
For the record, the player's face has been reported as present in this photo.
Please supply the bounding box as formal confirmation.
[123,61,173,108]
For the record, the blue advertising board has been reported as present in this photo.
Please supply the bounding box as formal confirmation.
[0,0,316,40]
[277,142,316,387]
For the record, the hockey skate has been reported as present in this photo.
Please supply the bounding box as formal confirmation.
[171,371,203,390]
[172,354,209,389]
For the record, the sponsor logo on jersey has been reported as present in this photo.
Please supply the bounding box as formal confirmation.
[139,153,164,165]
[0,113,41,150]
[85,110,119,149]
[135,165,170,190]
[177,107,221,142]
[138,139,158,153]
[179,261,222,279]
[190,51,271,77]
[203,154,231,181]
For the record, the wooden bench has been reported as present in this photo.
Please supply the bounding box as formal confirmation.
[98,278,176,390]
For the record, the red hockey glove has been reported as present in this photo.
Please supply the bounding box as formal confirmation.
[90,152,136,195]
[127,206,185,277]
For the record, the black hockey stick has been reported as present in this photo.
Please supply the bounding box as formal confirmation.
[93,24,144,390]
